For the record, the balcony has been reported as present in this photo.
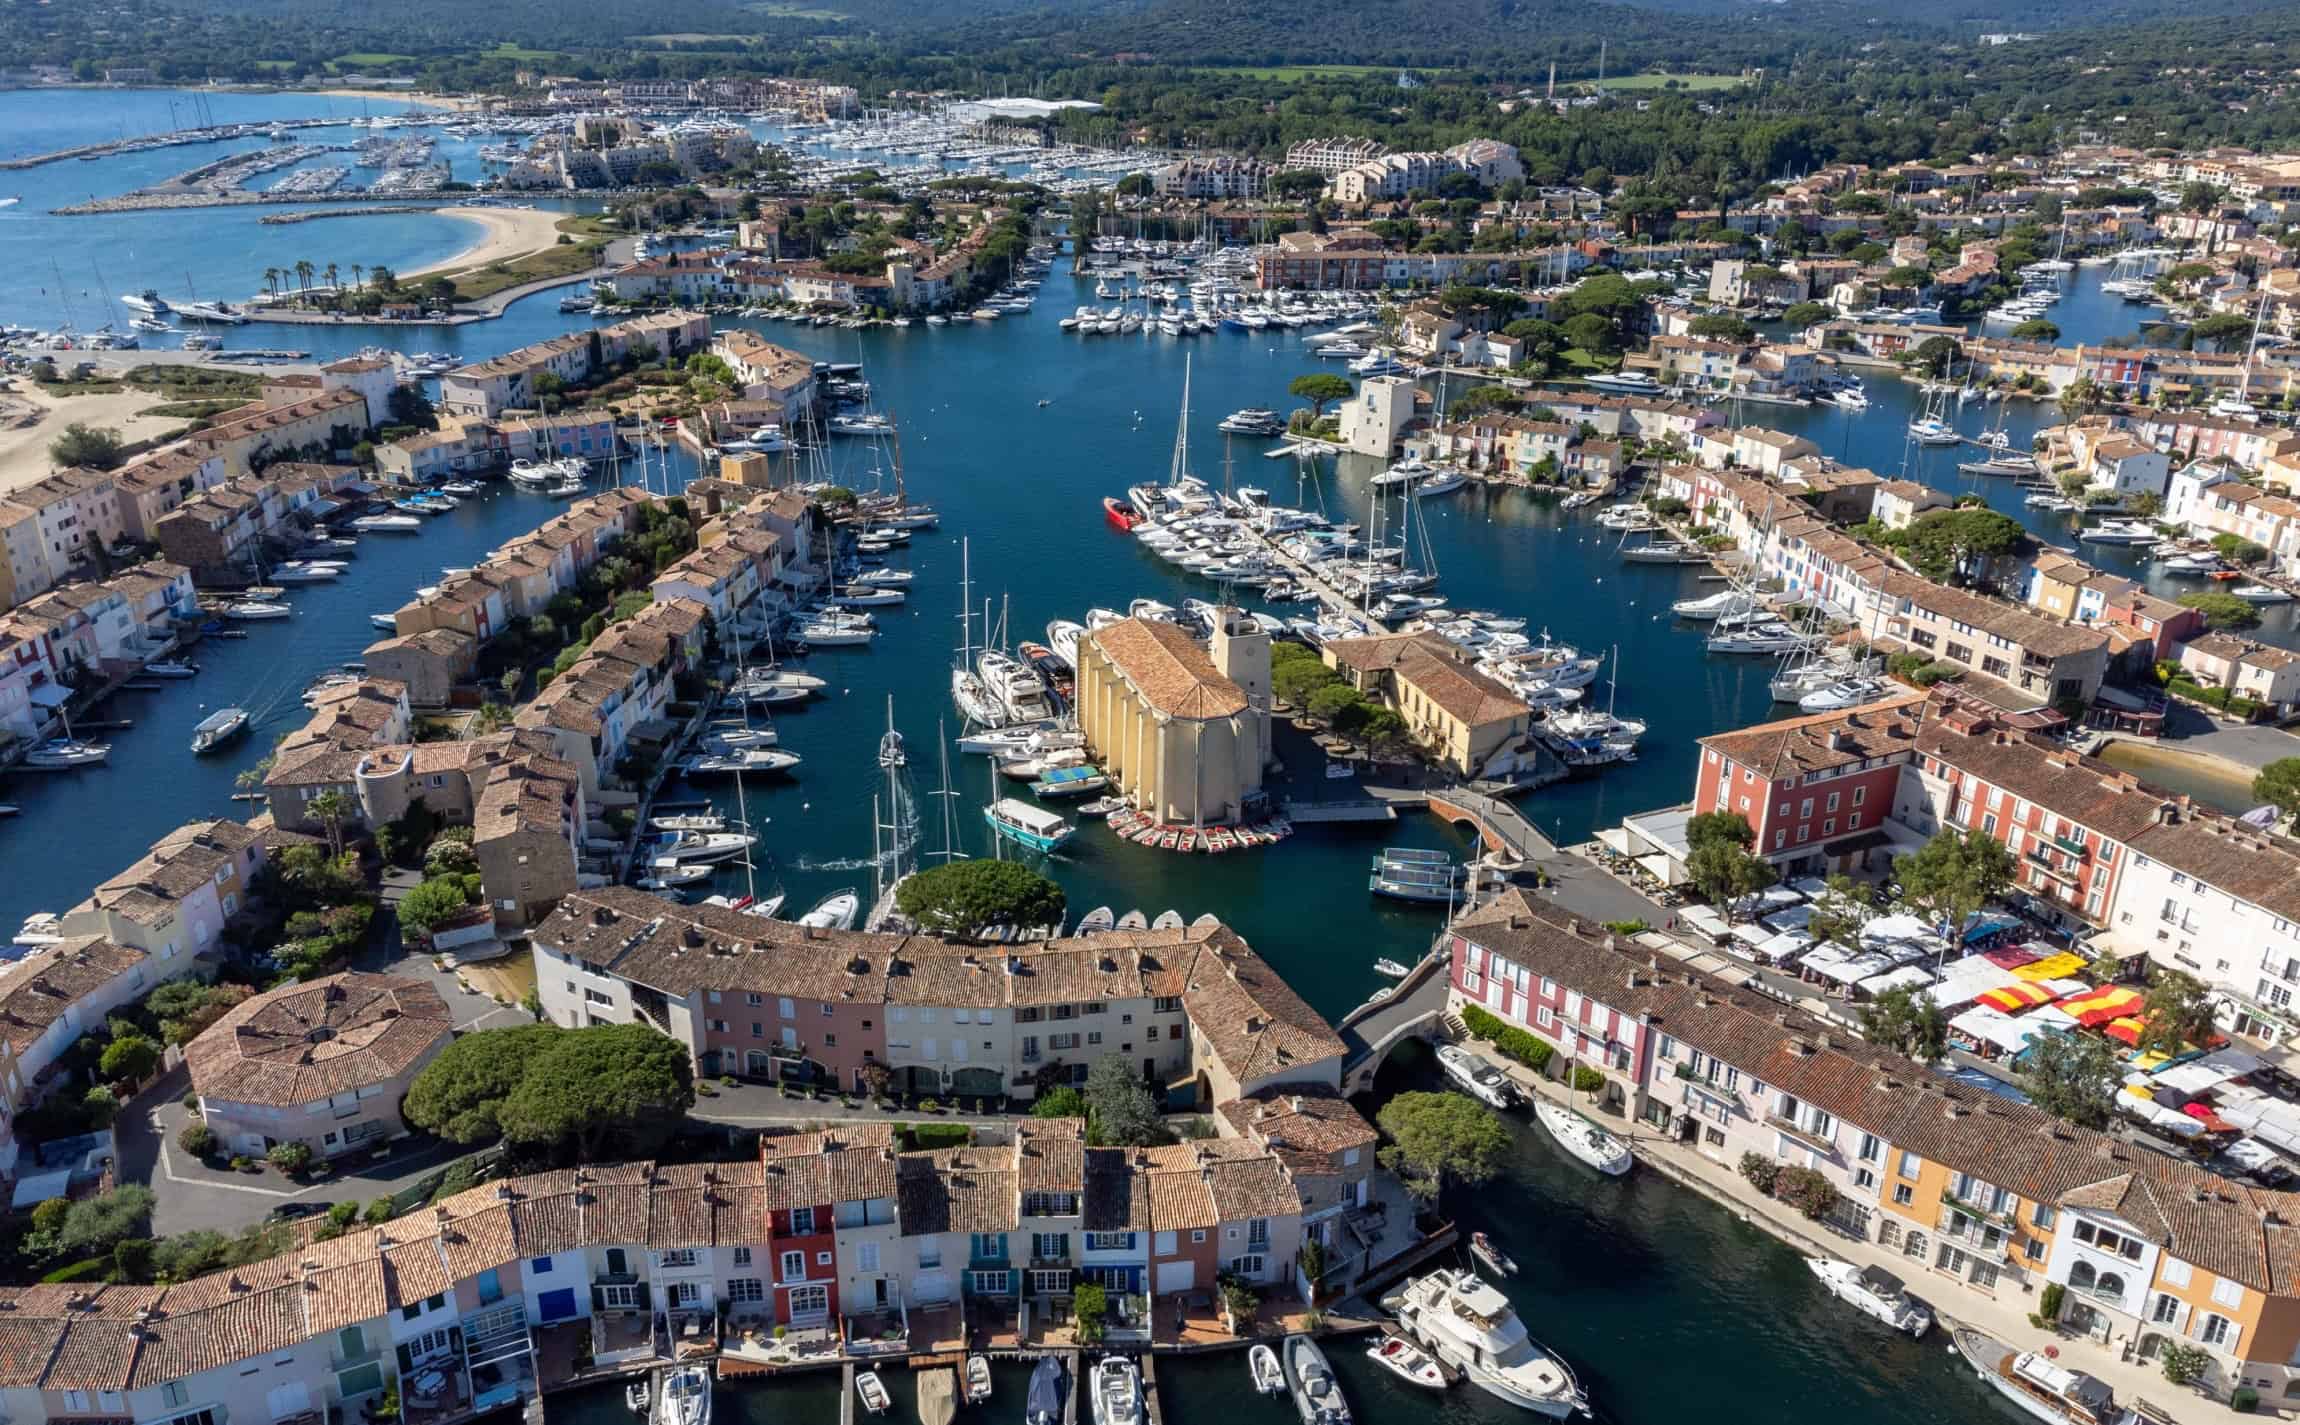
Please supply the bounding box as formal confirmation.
[1941,1193,2014,1229]
[1763,1114,1836,1155]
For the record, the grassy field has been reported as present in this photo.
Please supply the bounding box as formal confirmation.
[333,52,417,66]
[1199,63,1429,83]
[555,213,624,240]
[1594,71,1748,92]
[437,241,608,302]
[483,42,566,61]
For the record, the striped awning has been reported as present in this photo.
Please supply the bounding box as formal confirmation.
[2056,984,2144,1027]
[1976,981,2058,1013]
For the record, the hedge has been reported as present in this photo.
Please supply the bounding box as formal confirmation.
[1461,1004,1556,1072]
[39,1258,109,1284]
[1568,1066,1605,1093]
[899,1122,972,1151]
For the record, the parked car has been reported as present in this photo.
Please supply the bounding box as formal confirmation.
[268,1200,333,1222]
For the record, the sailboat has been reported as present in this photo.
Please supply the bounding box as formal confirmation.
[2210,287,2269,421]
[950,540,1004,726]
[1907,386,1960,446]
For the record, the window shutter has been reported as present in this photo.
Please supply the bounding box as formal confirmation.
[2172,1301,2191,1336]
[635,1283,652,1311]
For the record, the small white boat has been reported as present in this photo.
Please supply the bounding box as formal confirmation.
[141,658,198,678]
[1249,1344,1285,1395]
[626,1379,650,1417]
[1468,1231,1516,1278]
[1075,906,1117,935]
[637,862,716,891]
[224,600,293,620]
[23,738,110,770]
[656,1365,709,1425]
[855,1371,890,1416]
[964,1356,992,1406]
[1805,1258,1933,1337]
[2232,583,2294,604]
[652,830,760,864]
[1533,1101,1632,1175]
[1373,957,1411,978]
[1365,1337,1446,1391]
[1090,1357,1142,1425]
[650,813,728,834]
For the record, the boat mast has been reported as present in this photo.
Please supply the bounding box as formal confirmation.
[930,719,965,863]
[1170,353,1193,487]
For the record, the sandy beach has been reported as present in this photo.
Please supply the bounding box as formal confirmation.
[308,87,479,112]
[0,385,187,498]
[400,206,571,281]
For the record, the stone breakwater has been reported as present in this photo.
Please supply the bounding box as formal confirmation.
[53,190,462,216]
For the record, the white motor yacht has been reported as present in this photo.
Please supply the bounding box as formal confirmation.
[1389,1270,1586,1418]
[1436,1043,1516,1109]
[24,738,110,770]
[1805,1259,1933,1336]
[651,830,760,864]
[1669,589,1756,621]
[1089,1357,1142,1425]
[1951,1327,2136,1425]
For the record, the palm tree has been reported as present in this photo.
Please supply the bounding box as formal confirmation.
[323,263,339,295]
[294,259,315,295]
[370,264,395,294]
[350,263,365,292]
[307,789,351,858]
[262,266,281,297]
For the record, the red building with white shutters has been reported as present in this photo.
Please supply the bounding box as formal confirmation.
[1445,909,1659,1113]
[1692,691,1929,875]
[759,1128,894,1329]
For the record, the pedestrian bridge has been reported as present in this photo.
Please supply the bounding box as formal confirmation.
[1426,788,1549,866]
[1337,946,1453,1094]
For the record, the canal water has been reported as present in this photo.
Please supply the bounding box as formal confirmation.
[532,1056,2016,1425]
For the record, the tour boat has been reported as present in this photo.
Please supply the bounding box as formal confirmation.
[1090,1357,1142,1425]
[638,861,715,891]
[1249,1344,1285,1395]
[985,798,1074,854]
[854,1371,890,1417]
[1468,1231,1518,1278]
[1026,1358,1064,1425]
[1285,1335,1351,1425]
[1951,1327,2135,1425]
[1389,1270,1585,1418]
[1583,370,1663,395]
[225,600,293,620]
[1366,1336,1447,1391]
[656,1366,710,1425]
[1437,1044,1517,1110]
[796,890,861,930]
[1369,849,1460,902]
[1805,1258,1933,1337]
[142,659,198,679]
[1533,1102,1633,1176]
[964,1356,992,1406]
[190,706,249,755]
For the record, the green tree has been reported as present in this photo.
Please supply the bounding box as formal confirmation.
[1083,1052,1169,1147]
[99,1034,160,1083]
[1032,1086,1087,1119]
[2135,969,2218,1058]
[1287,372,1353,421]
[1687,839,1777,918]
[1804,874,1873,947]
[1894,829,2015,943]
[397,876,474,938]
[1857,986,1949,1063]
[1900,507,2029,582]
[1687,313,1755,342]
[1376,1091,1510,1201]
[58,1186,156,1257]
[48,422,125,470]
[1685,811,1755,851]
[404,1023,562,1143]
[1907,335,1961,379]
[894,860,1066,935]
[497,1023,696,1161]
[2009,319,2061,342]
[2252,758,2300,820]
[1779,302,1832,329]
[2177,591,2261,630]
[2020,1030,2121,1129]
[2189,312,2254,350]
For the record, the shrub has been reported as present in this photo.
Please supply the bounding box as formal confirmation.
[267,1142,314,1175]
[1568,1066,1605,1093]
[1773,1165,1841,1220]
[1463,1003,1556,1071]
[2159,1341,2211,1386]
[177,1122,219,1158]
[1071,1281,1109,1344]
[39,1258,110,1284]
[1602,920,1651,936]
[1738,1152,1780,1195]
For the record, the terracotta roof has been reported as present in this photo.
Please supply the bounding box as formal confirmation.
[1697,691,1929,781]
[1323,631,1527,727]
[185,971,453,1108]
[0,938,148,1056]
[899,1147,1018,1235]
[1916,716,2173,844]
[1218,1088,1378,1174]
[1087,617,1248,719]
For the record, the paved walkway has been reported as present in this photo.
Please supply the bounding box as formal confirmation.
[1451,1034,2242,1422]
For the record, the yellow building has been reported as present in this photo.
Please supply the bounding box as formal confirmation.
[1322,631,1531,776]
[1076,613,1269,826]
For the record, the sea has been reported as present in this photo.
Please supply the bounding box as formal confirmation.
[0,87,2249,1424]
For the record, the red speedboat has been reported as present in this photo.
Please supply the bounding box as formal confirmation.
[1103,496,1141,531]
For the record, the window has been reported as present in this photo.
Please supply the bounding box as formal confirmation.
[2160,1258,2191,1288]
[1893,1184,1914,1207]
[1898,1151,1921,1179]
[2212,1276,2243,1308]
[1032,1232,1068,1261]
[2032,1204,2057,1231]
[970,1270,1010,1294]
[532,1256,554,1274]
[2200,1313,2234,1348]
[790,1206,815,1236]
[1857,1133,1880,1163]
[919,1241,942,1270]
[661,1248,698,1268]
[1086,1232,1133,1251]
[2151,1293,2181,1325]
[1854,1168,1877,1191]
[858,1242,880,1272]
[729,1278,764,1303]
[1229,1255,1266,1277]
[781,1250,806,1280]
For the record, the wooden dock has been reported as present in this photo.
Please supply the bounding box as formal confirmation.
[840,1362,856,1425]
[1139,1352,1166,1425]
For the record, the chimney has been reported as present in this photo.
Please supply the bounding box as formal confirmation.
[1815,1032,1832,1052]
[682,924,704,948]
